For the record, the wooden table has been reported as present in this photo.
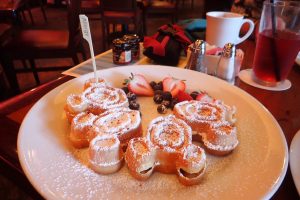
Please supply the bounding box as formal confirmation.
[0,39,299,199]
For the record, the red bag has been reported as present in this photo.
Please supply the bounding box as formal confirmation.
[143,24,193,66]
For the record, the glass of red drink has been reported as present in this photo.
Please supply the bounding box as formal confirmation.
[252,1,300,86]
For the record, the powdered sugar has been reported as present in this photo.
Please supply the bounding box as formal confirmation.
[93,108,140,136]
[66,94,88,113]
[65,85,129,118]
[72,112,98,131]
[147,115,192,151]
[175,100,234,124]
[90,135,120,152]
[83,86,128,111]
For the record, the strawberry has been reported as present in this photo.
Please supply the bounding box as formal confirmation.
[162,77,186,97]
[124,73,154,96]
[196,92,214,102]
[177,90,193,102]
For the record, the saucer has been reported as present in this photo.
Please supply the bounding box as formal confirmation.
[290,129,300,195]
[238,69,291,91]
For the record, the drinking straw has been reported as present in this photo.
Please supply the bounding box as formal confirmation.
[270,0,281,81]
[79,15,98,82]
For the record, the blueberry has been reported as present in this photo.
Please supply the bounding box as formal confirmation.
[154,90,164,96]
[129,101,140,110]
[122,86,129,94]
[190,91,199,100]
[162,91,172,101]
[157,104,167,114]
[127,92,137,101]
[149,81,157,89]
[152,81,163,91]
[156,81,163,90]
[153,84,162,91]
[170,98,178,110]
[153,94,163,104]
[161,100,171,108]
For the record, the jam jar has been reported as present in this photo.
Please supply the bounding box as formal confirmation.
[112,38,132,65]
[123,34,140,61]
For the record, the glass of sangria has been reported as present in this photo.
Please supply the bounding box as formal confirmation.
[252,1,300,87]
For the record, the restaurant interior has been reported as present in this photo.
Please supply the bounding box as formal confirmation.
[0,0,300,199]
[0,0,217,99]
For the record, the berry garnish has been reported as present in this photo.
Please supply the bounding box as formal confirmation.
[161,100,171,108]
[157,104,167,114]
[153,94,163,104]
[154,81,163,91]
[196,92,214,102]
[162,77,186,97]
[190,91,199,100]
[162,91,172,101]
[127,92,137,101]
[177,90,193,102]
[170,98,178,110]
[124,73,154,96]
[122,86,129,94]
[129,101,140,110]
[154,90,164,96]
[149,81,157,89]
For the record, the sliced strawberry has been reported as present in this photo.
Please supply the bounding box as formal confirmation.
[196,92,214,102]
[177,90,193,102]
[125,73,154,96]
[162,77,186,97]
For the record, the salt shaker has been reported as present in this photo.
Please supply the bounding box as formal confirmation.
[185,40,207,73]
[215,43,236,84]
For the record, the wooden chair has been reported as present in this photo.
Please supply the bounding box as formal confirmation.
[80,0,101,16]
[100,0,143,50]
[142,0,179,34]
[203,0,233,18]
[18,0,48,25]
[0,0,86,94]
[0,76,72,199]
[180,0,194,9]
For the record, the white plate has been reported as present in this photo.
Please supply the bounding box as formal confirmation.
[290,129,300,195]
[18,65,288,200]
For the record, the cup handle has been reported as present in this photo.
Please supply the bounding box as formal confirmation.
[236,19,255,44]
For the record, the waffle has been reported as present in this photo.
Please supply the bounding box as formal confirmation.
[173,100,238,156]
[65,84,128,123]
[125,115,206,186]
[83,78,107,90]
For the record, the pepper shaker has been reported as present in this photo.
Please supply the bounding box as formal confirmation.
[185,40,207,73]
[215,43,236,84]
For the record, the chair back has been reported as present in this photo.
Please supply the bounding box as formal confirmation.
[80,0,101,14]
[66,0,82,47]
[100,0,142,49]
[101,0,137,13]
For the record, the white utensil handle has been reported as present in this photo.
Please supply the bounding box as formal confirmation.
[79,14,98,81]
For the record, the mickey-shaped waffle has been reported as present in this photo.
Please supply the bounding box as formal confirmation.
[173,100,238,156]
[70,107,142,174]
[125,115,207,186]
[65,82,128,123]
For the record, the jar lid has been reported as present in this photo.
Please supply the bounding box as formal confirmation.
[123,34,140,43]
[112,38,130,48]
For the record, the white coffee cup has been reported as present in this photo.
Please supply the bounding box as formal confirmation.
[206,11,255,47]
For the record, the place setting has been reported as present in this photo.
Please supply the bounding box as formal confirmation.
[17,4,293,199]
[238,1,300,91]
[1,0,300,199]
